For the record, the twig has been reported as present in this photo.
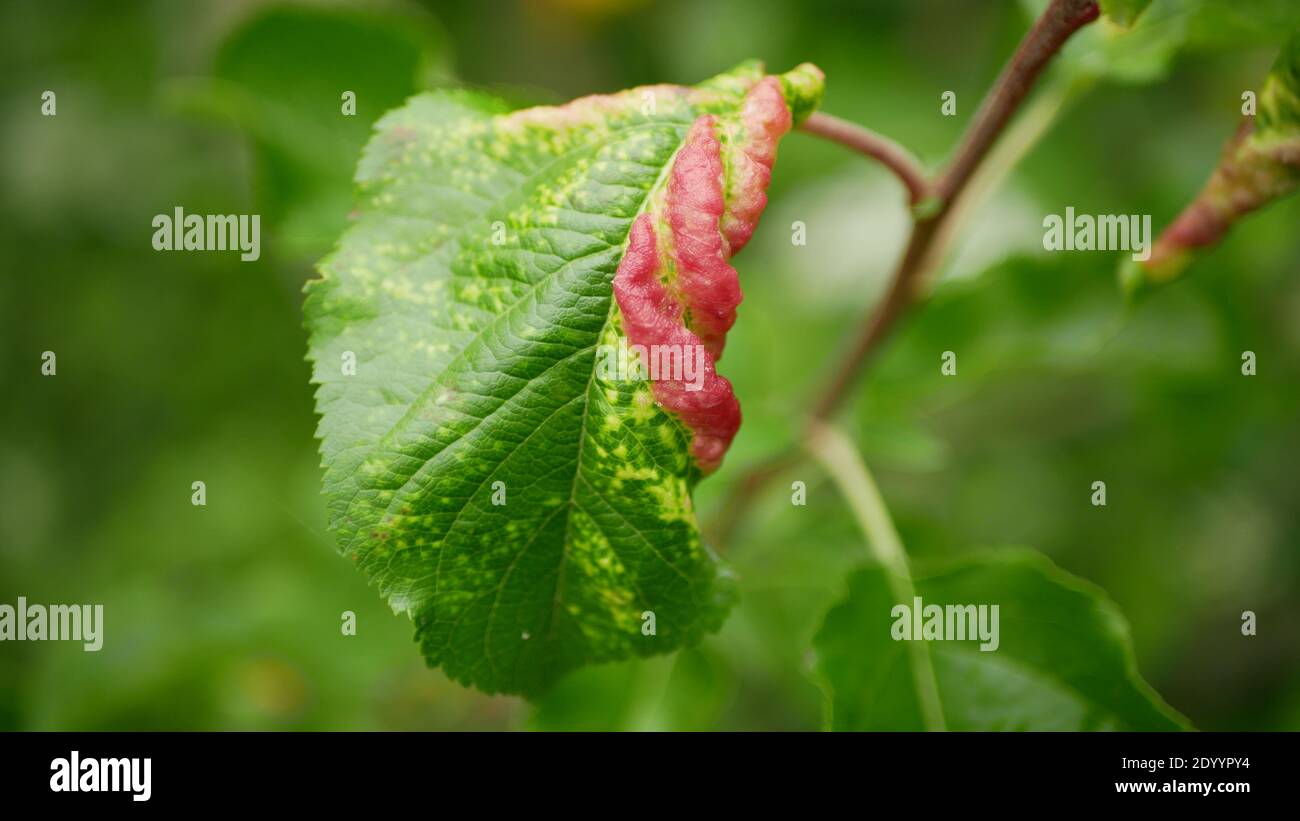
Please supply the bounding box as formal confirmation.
[935,0,1100,205]
[810,0,1099,423]
[799,112,930,205]
[713,0,1100,549]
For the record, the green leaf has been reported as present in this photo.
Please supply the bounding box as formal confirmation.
[1021,0,1175,84]
[305,62,824,695]
[1258,30,1300,132]
[814,551,1190,730]
[1022,1,1300,85]
[1099,0,1153,27]
[166,5,454,257]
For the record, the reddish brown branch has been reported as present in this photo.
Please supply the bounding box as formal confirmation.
[713,0,1101,549]
[936,0,1100,204]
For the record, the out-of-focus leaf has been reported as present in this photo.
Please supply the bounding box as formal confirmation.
[527,647,736,730]
[1022,1,1300,84]
[165,5,454,257]
[1257,31,1300,133]
[814,550,1191,730]
[1100,0,1153,27]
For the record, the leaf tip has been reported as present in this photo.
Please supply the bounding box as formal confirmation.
[780,62,825,126]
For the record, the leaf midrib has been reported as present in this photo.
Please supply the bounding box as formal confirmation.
[547,119,698,648]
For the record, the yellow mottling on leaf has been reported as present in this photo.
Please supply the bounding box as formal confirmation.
[630,390,656,424]
[616,465,657,482]
[647,477,695,525]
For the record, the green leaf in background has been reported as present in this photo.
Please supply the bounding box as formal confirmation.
[1100,0,1153,28]
[1128,30,1300,288]
[1021,1,1300,84]
[305,62,824,696]
[166,5,454,257]
[814,551,1190,730]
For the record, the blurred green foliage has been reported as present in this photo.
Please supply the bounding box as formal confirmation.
[1,0,1298,730]
[815,551,1188,730]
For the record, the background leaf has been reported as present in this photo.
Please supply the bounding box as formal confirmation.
[1101,0,1154,28]
[1023,0,1300,84]
[165,5,454,258]
[814,550,1190,730]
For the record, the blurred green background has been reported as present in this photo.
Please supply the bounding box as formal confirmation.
[2,0,1298,730]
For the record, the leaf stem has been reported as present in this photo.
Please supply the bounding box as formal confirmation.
[806,421,945,732]
[799,112,930,205]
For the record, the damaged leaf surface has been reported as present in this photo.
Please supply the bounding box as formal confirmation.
[305,63,823,695]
